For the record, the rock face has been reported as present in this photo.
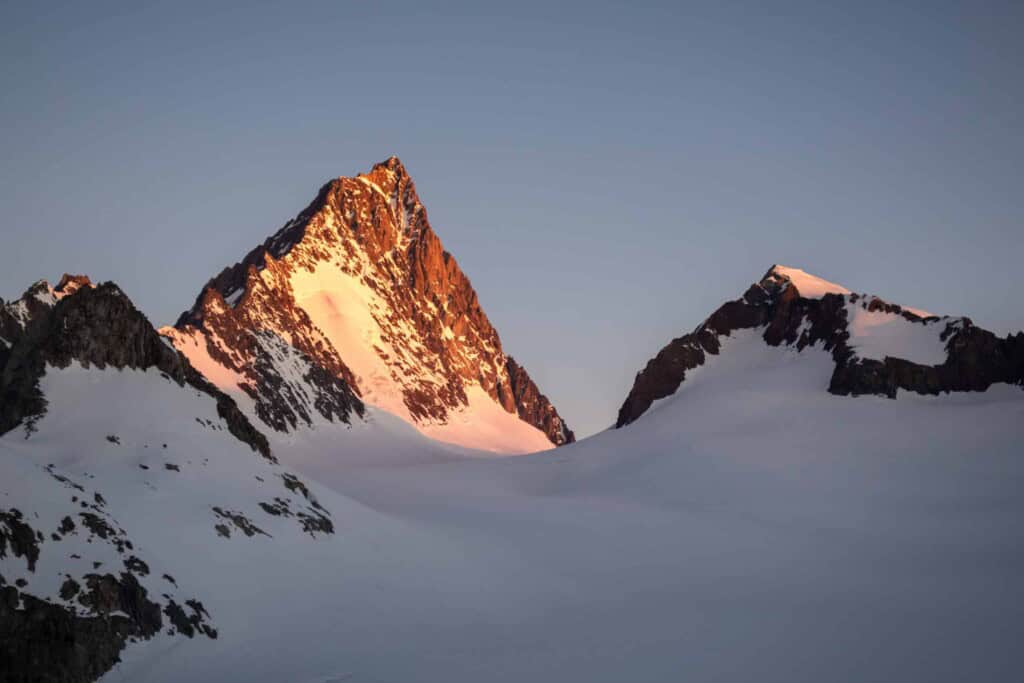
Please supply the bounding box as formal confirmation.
[1,489,215,683]
[169,157,572,450]
[0,275,92,345]
[505,356,573,445]
[617,265,1024,428]
[1,574,163,683]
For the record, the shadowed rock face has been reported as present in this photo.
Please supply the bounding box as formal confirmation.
[616,267,1024,428]
[1,575,162,683]
[1,497,216,683]
[1,276,90,347]
[173,157,572,446]
[0,281,271,460]
[505,356,575,445]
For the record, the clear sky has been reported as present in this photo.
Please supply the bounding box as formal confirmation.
[2,1,1022,437]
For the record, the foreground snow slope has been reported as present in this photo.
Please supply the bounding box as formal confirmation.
[2,363,501,681]
[4,269,1021,682]
[72,329,1023,682]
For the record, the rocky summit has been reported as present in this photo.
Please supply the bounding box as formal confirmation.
[164,157,573,452]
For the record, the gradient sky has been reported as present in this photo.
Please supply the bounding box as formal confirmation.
[2,1,1022,437]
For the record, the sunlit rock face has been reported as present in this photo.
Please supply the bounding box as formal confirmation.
[617,264,1024,427]
[167,157,572,453]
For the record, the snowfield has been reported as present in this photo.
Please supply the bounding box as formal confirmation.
[845,298,950,365]
[4,327,1022,682]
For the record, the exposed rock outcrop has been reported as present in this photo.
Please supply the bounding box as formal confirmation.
[1,495,215,683]
[1,577,160,683]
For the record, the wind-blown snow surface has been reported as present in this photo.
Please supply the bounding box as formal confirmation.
[5,333,1023,682]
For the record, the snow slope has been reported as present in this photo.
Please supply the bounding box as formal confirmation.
[845,297,948,364]
[4,267,1022,682]
[42,331,1014,682]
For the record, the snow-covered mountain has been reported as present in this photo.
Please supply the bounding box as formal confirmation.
[2,245,1022,678]
[1,278,273,678]
[618,264,1024,426]
[1,275,484,681]
[163,157,572,454]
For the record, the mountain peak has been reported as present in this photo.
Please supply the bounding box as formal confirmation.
[170,157,572,452]
[761,264,851,299]
[371,154,407,175]
[55,273,92,296]
[617,265,1023,428]
[2,274,96,343]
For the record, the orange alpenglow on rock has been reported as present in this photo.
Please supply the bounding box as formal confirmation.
[164,157,573,453]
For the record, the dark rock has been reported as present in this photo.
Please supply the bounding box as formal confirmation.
[0,509,41,572]
[296,511,334,537]
[59,577,80,600]
[123,556,150,576]
[78,514,115,542]
[46,468,85,492]
[259,497,334,537]
[211,507,269,538]
[164,599,217,640]
[0,573,161,683]
[259,501,287,517]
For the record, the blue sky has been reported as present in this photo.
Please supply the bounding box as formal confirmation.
[2,1,1022,436]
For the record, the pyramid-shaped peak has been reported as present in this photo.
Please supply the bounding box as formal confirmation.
[170,156,572,452]
[762,264,851,299]
[373,155,406,174]
[316,156,414,202]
